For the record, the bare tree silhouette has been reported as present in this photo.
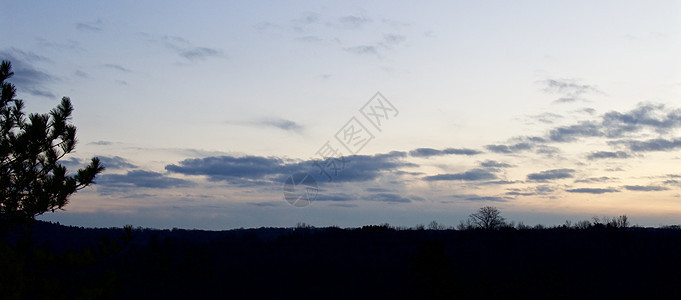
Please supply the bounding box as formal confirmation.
[468,206,505,230]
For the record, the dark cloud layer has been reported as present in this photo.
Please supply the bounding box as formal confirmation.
[424,168,497,181]
[165,151,415,184]
[489,103,681,157]
[602,103,681,137]
[316,192,357,202]
[550,104,681,143]
[479,160,513,169]
[505,185,554,197]
[451,194,510,202]
[612,138,681,152]
[98,156,138,169]
[566,188,619,194]
[574,177,614,183]
[0,48,55,97]
[366,193,411,203]
[98,170,195,190]
[485,142,532,154]
[549,122,601,142]
[587,151,630,160]
[409,147,482,158]
[622,185,669,192]
[526,169,575,182]
[165,155,303,183]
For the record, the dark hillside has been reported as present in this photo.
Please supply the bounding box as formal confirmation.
[2,221,680,299]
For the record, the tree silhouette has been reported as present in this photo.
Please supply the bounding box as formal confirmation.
[468,206,505,230]
[0,60,104,223]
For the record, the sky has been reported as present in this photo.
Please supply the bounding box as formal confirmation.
[2,0,680,229]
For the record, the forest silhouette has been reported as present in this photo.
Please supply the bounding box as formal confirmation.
[2,211,680,299]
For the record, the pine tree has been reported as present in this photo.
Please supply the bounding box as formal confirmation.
[0,60,104,222]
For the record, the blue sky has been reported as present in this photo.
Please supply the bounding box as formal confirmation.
[2,1,680,229]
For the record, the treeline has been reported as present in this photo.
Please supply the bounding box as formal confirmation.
[2,216,681,299]
[304,207,676,231]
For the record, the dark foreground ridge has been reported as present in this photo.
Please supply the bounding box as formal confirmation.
[2,221,681,299]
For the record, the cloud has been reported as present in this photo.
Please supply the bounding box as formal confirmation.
[104,64,131,72]
[408,147,482,158]
[587,151,630,160]
[479,160,513,169]
[329,203,358,208]
[98,156,137,169]
[465,196,509,202]
[366,193,411,203]
[424,168,497,181]
[485,142,533,154]
[331,152,415,182]
[98,170,195,190]
[0,48,55,97]
[316,192,357,202]
[288,12,322,32]
[249,202,282,207]
[165,155,302,183]
[612,138,681,152]
[292,13,320,27]
[452,194,510,202]
[269,14,404,58]
[566,188,619,194]
[35,38,82,51]
[547,103,681,143]
[479,180,518,185]
[506,185,555,196]
[365,187,391,193]
[483,103,681,161]
[381,34,406,47]
[76,19,103,32]
[529,112,563,124]
[226,118,305,133]
[541,78,600,103]
[88,140,114,146]
[179,47,222,60]
[622,185,669,191]
[526,169,575,182]
[297,36,324,43]
[60,157,83,169]
[535,185,556,194]
[505,190,534,196]
[548,121,602,142]
[74,70,89,78]
[664,179,681,187]
[534,145,561,157]
[602,103,681,137]
[574,177,615,183]
[344,45,378,55]
[257,118,304,133]
[577,108,597,115]
[165,151,414,184]
[145,34,223,61]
